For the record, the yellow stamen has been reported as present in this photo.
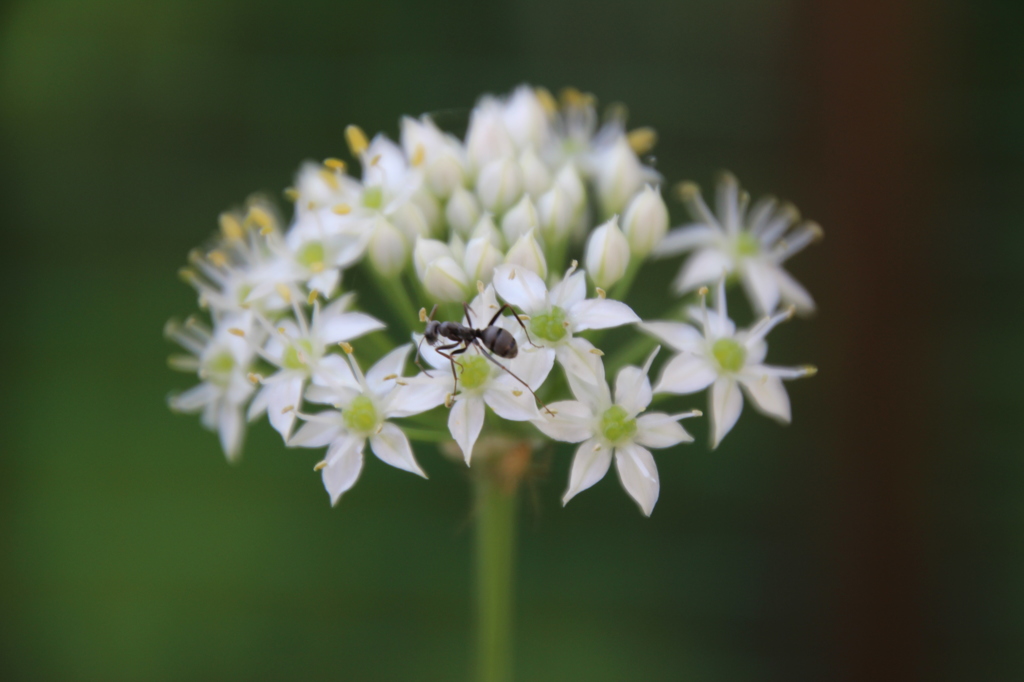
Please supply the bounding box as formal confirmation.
[332,203,352,215]
[309,261,325,273]
[318,169,339,191]
[370,154,381,166]
[323,157,346,171]
[697,286,709,297]
[307,289,320,306]
[207,250,228,268]
[595,287,606,299]
[674,181,700,203]
[345,124,369,156]
[313,460,328,472]
[477,280,485,294]
[589,348,604,356]
[419,308,429,323]
[411,144,426,167]
[275,283,292,303]
[803,365,819,377]
[281,405,294,414]
[228,328,245,337]
[627,127,657,155]
[246,205,274,233]
[511,390,523,397]
[339,342,354,354]
[534,87,557,115]
[218,213,243,240]
[283,187,299,202]
[382,374,398,381]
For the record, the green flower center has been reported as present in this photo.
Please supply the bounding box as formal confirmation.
[205,350,236,385]
[343,395,379,434]
[600,405,637,445]
[362,186,383,210]
[457,355,492,391]
[296,241,325,268]
[529,306,568,343]
[735,232,760,257]
[282,339,315,371]
[712,338,747,373]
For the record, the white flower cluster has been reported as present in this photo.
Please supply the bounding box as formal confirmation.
[167,86,819,515]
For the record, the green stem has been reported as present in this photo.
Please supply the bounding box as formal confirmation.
[368,266,420,339]
[475,470,517,682]
[609,254,644,302]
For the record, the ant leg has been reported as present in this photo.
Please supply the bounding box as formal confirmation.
[428,303,439,321]
[413,336,432,376]
[470,340,555,416]
[488,303,542,349]
[434,342,465,395]
[462,302,475,327]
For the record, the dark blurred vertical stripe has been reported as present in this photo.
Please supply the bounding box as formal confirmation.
[797,1,942,679]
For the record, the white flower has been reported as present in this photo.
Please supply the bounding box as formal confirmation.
[655,173,822,316]
[465,97,518,173]
[500,194,540,246]
[641,280,816,448]
[593,135,661,217]
[400,115,467,198]
[166,314,263,462]
[500,85,552,151]
[532,348,700,516]
[247,295,385,440]
[519,147,552,198]
[622,185,669,257]
[584,216,630,289]
[417,285,555,464]
[503,228,547,280]
[290,344,448,506]
[446,185,482,238]
[476,156,523,214]
[492,263,640,386]
[414,236,500,302]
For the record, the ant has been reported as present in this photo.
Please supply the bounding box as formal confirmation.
[415,302,554,415]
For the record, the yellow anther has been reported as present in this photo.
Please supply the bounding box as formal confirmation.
[697,286,709,297]
[562,320,571,328]
[477,280,485,294]
[283,187,299,202]
[218,212,244,240]
[570,259,579,269]
[277,327,286,334]
[376,423,384,434]
[275,283,292,303]
[560,87,594,109]
[323,157,346,171]
[444,393,454,409]
[228,328,245,337]
[307,289,320,306]
[178,267,197,282]
[345,124,369,156]
[595,287,606,299]
[309,261,325,273]
[589,348,604,356]
[512,390,523,397]
[332,203,352,215]
[807,221,825,240]
[674,181,700,203]
[246,205,274,233]
[396,380,408,386]
[691,409,703,417]
[281,405,294,414]
[519,314,530,320]
[313,460,328,472]
[411,144,426,167]
[382,374,398,381]
[802,365,819,377]
[370,154,382,166]
[339,342,354,354]
[535,87,557,115]
[785,305,797,320]
[627,127,657,155]
[318,169,339,191]
[419,307,429,323]
[207,250,228,268]
[247,373,262,384]
[508,269,516,280]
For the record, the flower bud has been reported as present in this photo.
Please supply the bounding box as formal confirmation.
[466,98,517,173]
[553,164,586,212]
[519,148,552,198]
[501,85,551,150]
[401,115,466,199]
[470,213,504,251]
[447,233,466,263]
[537,186,575,244]
[504,227,547,280]
[411,188,442,234]
[426,153,465,199]
[476,157,523,215]
[389,201,430,243]
[463,237,502,285]
[585,216,631,289]
[595,136,656,217]
[501,194,540,246]
[413,237,453,280]
[622,185,669,257]
[368,216,408,277]
[445,186,481,238]
[422,256,470,302]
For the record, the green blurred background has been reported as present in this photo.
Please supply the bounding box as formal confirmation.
[0,0,1016,679]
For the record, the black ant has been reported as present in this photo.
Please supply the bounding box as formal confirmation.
[415,302,554,415]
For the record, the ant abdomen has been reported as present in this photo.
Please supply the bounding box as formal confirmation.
[481,326,517,359]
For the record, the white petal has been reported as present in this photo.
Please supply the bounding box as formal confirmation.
[449,396,485,465]
[562,438,613,506]
[383,375,448,418]
[366,345,412,396]
[614,365,652,416]
[507,346,555,389]
[739,373,791,423]
[673,248,732,293]
[323,435,365,506]
[310,355,360,393]
[246,384,270,421]
[289,414,343,448]
[635,413,694,448]
[653,353,717,395]
[773,267,816,315]
[654,223,718,257]
[532,400,594,443]
[492,264,548,314]
[741,260,781,316]
[484,378,539,421]
[369,422,426,477]
[169,382,216,413]
[569,298,641,332]
[267,375,305,440]
[319,311,386,344]
[614,443,660,516]
[640,321,704,352]
[710,377,743,448]
[558,338,610,406]
[549,270,587,309]
[218,404,245,463]
[308,268,340,297]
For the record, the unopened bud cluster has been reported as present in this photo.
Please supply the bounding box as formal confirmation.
[167,86,820,515]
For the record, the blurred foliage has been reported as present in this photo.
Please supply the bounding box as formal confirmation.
[0,0,1018,680]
